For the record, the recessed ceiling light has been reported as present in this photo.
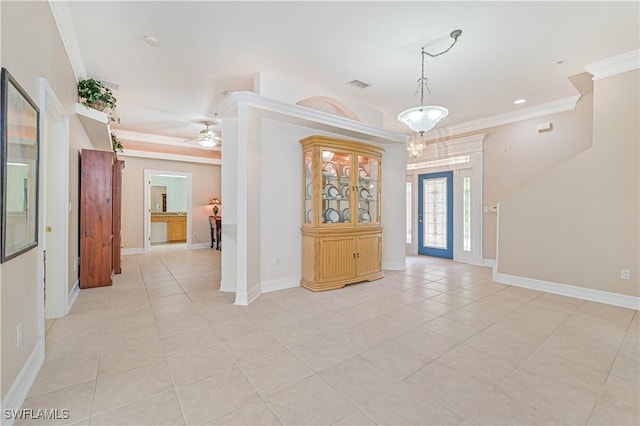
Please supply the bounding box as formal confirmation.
[556,59,565,65]
[514,99,526,105]
[144,36,159,47]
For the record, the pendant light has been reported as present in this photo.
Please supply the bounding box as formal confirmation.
[406,133,425,159]
[398,30,462,141]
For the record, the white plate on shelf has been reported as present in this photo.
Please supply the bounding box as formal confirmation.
[342,208,350,222]
[306,183,312,198]
[359,209,371,222]
[323,162,338,176]
[306,209,312,223]
[305,160,312,175]
[358,166,369,179]
[324,208,340,223]
[341,184,350,199]
[324,184,339,198]
[341,165,350,177]
[360,187,371,199]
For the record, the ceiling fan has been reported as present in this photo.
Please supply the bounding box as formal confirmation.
[186,119,221,148]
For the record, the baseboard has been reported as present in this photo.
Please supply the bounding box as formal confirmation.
[495,271,640,310]
[0,342,45,425]
[189,241,212,250]
[483,258,496,267]
[121,247,144,255]
[234,283,262,306]
[454,255,485,266]
[382,261,406,271]
[67,281,80,313]
[262,276,300,293]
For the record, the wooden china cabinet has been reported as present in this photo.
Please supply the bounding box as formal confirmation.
[300,135,384,291]
[79,149,123,288]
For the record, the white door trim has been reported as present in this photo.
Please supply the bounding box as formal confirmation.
[406,134,485,264]
[143,169,193,252]
[39,78,70,320]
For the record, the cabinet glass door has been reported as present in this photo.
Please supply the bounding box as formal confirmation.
[356,155,379,224]
[321,149,351,225]
[304,150,312,224]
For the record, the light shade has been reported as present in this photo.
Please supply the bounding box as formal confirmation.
[322,150,334,161]
[397,105,449,134]
[197,128,221,148]
[208,198,221,216]
[199,138,217,148]
[406,134,425,159]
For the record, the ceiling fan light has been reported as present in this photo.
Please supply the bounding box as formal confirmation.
[397,105,449,133]
[198,138,217,148]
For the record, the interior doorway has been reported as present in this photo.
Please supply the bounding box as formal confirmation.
[39,79,70,320]
[406,134,484,265]
[143,170,192,252]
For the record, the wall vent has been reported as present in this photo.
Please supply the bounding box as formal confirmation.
[348,79,370,89]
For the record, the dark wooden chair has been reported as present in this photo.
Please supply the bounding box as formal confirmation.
[209,216,221,250]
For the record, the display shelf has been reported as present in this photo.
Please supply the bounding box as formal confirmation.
[75,103,112,151]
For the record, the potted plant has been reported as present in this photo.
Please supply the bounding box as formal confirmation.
[77,78,120,123]
[111,132,123,153]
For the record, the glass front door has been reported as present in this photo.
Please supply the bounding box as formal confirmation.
[418,171,453,258]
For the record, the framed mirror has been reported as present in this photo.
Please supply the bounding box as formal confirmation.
[1,68,40,262]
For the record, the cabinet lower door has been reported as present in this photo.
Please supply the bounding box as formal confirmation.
[319,236,356,282]
[168,220,186,242]
[356,234,382,277]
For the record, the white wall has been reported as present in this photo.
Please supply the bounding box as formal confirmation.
[150,175,188,212]
[259,118,406,288]
[497,69,639,300]
[220,94,406,304]
[120,157,220,249]
[0,0,92,409]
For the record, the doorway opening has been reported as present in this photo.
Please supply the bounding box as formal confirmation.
[406,134,484,265]
[39,79,70,324]
[143,170,192,252]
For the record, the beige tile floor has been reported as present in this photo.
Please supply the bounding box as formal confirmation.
[19,247,639,425]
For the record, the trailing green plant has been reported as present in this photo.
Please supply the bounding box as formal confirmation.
[111,132,123,153]
[77,78,120,123]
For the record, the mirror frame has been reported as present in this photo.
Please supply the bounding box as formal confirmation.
[1,68,40,263]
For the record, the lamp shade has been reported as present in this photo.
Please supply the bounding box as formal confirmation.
[208,198,221,206]
[199,139,216,148]
[406,134,425,159]
[322,150,334,161]
[397,105,449,134]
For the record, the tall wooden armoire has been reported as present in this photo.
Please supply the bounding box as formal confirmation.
[79,149,123,288]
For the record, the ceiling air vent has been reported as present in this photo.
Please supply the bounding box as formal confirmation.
[99,80,120,91]
[348,79,370,89]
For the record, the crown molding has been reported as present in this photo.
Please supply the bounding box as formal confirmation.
[422,133,486,160]
[427,95,581,140]
[117,149,221,165]
[113,129,220,151]
[48,0,86,80]
[584,49,640,80]
[220,91,405,144]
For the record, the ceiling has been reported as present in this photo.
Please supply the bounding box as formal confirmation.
[64,1,639,142]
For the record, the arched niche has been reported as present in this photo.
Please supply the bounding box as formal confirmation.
[296,96,361,122]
